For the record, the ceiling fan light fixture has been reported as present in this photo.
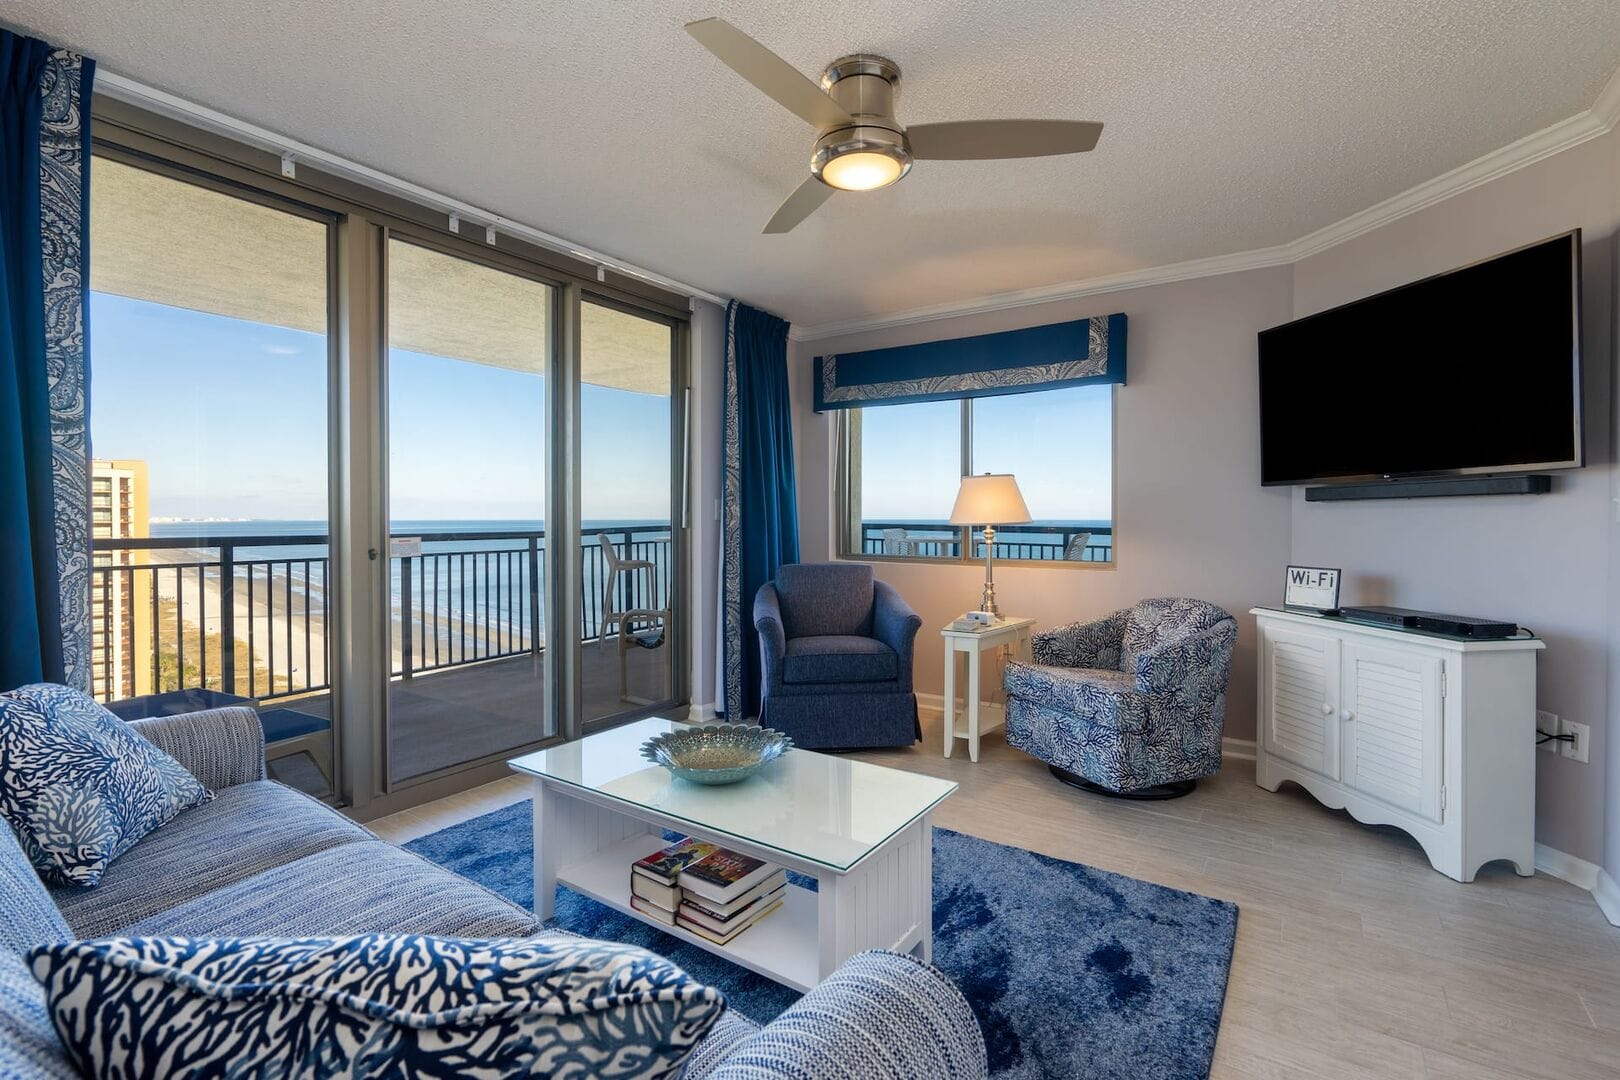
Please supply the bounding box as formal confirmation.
[811,127,912,191]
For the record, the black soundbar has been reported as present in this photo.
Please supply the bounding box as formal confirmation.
[1304,475,1552,501]
[1341,605,1519,639]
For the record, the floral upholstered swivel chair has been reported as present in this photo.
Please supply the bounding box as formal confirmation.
[1002,598,1238,799]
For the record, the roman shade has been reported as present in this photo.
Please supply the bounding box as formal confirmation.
[812,312,1126,412]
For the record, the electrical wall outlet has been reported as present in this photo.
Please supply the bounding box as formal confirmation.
[1537,710,1560,754]
[1560,718,1590,764]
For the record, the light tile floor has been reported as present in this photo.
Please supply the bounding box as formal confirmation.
[369,716,1620,1080]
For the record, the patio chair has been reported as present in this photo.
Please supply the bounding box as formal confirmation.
[598,537,657,647]
[1063,532,1093,561]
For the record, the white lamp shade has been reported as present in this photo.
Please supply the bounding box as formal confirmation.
[949,473,1032,526]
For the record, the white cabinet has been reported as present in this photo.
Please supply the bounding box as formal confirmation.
[1253,608,1543,882]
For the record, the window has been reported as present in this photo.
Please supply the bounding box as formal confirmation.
[843,385,1113,565]
[89,156,335,794]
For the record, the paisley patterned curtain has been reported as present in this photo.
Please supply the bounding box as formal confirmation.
[813,312,1127,412]
[0,31,94,692]
[718,300,799,720]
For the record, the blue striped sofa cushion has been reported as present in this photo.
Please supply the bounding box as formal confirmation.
[0,951,75,1080]
[30,935,728,1080]
[119,839,540,939]
[0,819,75,1077]
[50,780,372,938]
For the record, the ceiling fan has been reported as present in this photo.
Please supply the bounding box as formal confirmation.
[685,17,1104,234]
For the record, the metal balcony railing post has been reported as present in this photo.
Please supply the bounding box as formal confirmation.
[219,542,236,694]
[528,534,541,654]
[400,554,414,679]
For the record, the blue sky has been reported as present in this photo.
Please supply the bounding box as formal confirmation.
[858,385,1113,522]
[90,293,671,522]
[90,292,1110,525]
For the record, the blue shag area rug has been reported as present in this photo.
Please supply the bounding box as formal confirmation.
[407,801,1237,1079]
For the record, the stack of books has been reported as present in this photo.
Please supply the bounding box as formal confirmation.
[629,838,715,925]
[629,838,787,945]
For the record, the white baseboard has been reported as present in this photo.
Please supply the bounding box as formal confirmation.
[1535,843,1620,928]
[1595,869,1620,927]
[1222,738,1257,761]
[686,702,718,723]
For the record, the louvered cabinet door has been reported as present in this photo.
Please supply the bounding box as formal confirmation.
[1262,627,1341,780]
[1341,643,1443,822]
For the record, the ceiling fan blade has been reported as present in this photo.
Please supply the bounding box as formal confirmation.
[764,177,835,234]
[685,17,852,129]
[907,120,1104,160]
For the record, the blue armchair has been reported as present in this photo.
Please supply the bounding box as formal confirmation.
[754,563,922,750]
[1002,598,1237,799]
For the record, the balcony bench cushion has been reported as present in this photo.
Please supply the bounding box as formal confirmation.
[0,683,212,887]
[119,839,539,939]
[49,780,372,938]
[783,635,898,685]
[29,934,726,1080]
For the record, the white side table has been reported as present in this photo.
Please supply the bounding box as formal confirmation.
[940,616,1036,762]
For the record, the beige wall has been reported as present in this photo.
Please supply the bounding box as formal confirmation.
[1289,130,1618,864]
[782,125,1620,872]
[790,266,1296,742]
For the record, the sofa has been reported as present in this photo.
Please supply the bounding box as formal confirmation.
[1003,597,1238,799]
[1,704,986,1078]
[754,563,922,749]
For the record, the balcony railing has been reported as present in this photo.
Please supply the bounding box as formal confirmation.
[90,526,671,705]
[858,521,1113,562]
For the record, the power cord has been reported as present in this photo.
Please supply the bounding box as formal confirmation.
[1537,729,1574,746]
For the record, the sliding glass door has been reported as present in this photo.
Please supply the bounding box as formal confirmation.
[579,301,679,723]
[385,239,554,783]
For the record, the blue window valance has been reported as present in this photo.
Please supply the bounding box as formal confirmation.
[813,312,1126,412]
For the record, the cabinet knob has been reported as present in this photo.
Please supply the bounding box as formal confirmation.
[1321,703,1333,715]
[1341,709,1355,722]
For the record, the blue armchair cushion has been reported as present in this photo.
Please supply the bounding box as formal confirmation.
[1121,597,1229,672]
[775,563,875,639]
[1001,664,1148,732]
[29,934,727,1080]
[783,636,898,685]
[0,684,211,888]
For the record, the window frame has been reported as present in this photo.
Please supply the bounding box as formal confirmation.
[89,105,695,818]
[836,386,1117,569]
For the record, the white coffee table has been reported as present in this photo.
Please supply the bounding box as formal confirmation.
[508,718,956,992]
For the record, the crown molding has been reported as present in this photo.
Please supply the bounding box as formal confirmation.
[790,244,1294,342]
[791,65,1620,345]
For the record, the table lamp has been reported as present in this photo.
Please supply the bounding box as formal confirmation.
[949,473,1032,617]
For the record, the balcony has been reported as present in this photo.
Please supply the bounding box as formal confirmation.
[858,521,1112,562]
[91,526,673,791]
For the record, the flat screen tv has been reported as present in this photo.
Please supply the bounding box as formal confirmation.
[1258,231,1583,486]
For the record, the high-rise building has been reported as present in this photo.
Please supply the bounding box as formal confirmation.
[91,459,153,701]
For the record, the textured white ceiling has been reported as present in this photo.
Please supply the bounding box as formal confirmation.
[9,1,1620,327]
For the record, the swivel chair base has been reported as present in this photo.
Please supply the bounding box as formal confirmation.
[1048,764,1197,801]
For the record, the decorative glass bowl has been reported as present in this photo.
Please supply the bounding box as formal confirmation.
[640,724,794,785]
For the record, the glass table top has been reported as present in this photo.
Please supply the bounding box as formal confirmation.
[508,718,957,872]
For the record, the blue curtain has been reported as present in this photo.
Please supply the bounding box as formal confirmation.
[0,31,94,692]
[720,300,799,719]
[814,311,1126,411]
